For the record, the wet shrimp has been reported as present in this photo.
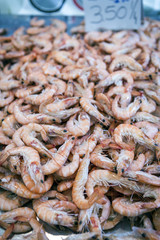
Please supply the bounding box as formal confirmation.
[66,112,90,137]
[113,124,156,151]
[112,95,142,120]
[0,146,44,184]
[2,115,20,137]
[80,97,110,127]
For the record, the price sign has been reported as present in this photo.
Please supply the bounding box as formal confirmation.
[83,0,142,31]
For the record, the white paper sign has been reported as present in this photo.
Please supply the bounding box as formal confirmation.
[84,0,142,31]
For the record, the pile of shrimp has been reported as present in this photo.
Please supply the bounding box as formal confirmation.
[0,16,159,240]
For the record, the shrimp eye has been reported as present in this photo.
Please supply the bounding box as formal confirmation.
[52,119,56,122]
[21,80,24,84]
[139,99,142,104]
[78,97,81,99]
[63,130,67,132]
[43,154,47,158]
[42,85,45,89]
[149,74,152,80]
[1,119,4,122]
[141,233,146,238]
[91,236,97,240]
[7,110,10,115]
[14,165,17,170]
[114,166,117,173]
[82,154,85,158]
[102,119,105,122]
[72,137,75,140]
[40,180,44,183]
[155,143,158,146]
[121,168,124,173]
[103,238,110,240]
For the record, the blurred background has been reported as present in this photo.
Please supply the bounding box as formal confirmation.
[0,0,159,16]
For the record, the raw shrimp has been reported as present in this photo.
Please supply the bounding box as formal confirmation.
[116,149,134,175]
[66,112,90,137]
[96,70,133,89]
[90,139,116,171]
[21,163,53,194]
[72,146,104,209]
[0,174,42,199]
[14,104,60,124]
[33,198,78,227]
[0,127,12,145]
[113,124,156,151]
[112,95,141,120]
[80,97,110,126]
[57,180,74,192]
[109,55,143,72]
[56,152,80,178]
[135,121,158,139]
[20,123,53,158]
[42,137,75,175]
[2,114,20,137]
[112,197,154,217]
[0,90,14,107]
[0,146,44,184]
[0,191,28,211]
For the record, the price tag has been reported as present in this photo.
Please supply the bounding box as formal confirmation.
[83,0,143,31]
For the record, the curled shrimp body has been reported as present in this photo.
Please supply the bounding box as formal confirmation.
[56,152,80,178]
[129,153,146,171]
[25,85,57,105]
[15,85,42,98]
[42,124,69,137]
[66,112,90,137]
[135,121,158,139]
[0,175,42,199]
[2,115,20,137]
[112,95,141,120]
[12,126,25,147]
[72,147,104,210]
[0,191,28,211]
[80,97,110,127]
[57,180,73,192]
[20,123,53,158]
[0,127,12,145]
[0,90,14,107]
[90,139,116,171]
[96,93,113,116]
[46,97,78,112]
[116,149,134,176]
[33,196,78,228]
[0,75,20,90]
[113,124,156,151]
[131,112,160,124]
[14,104,60,124]
[96,70,133,89]
[42,137,75,175]
[112,197,154,217]
[0,146,44,184]
[140,95,156,113]
[109,55,143,73]
[21,163,53,194]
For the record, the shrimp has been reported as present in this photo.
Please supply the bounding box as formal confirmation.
[113,124,156,151]
[66,112,90,137]
[46,97,78,113]
[135,121,158,139]
[21,163,53,194]
[14,104,60,124]
[42,124,69,136]
[15,85,42,98]
[151,51,160,69]
[33,198,78,228]
[51,18,66,32]
[65,79,74,97]
[47,78,66,95]
[27,71,48,86]
[102,211,123,230]
[57,180,74,192]
[96,93,113,116]
[30,17,45,27]
[0,174,42,199]
[131,112,160,124]
[140,95,156,113]
[96,70,133,89]
[12,126,25,147]
[74,82,94,99]
[0,191,28,211]
[116,149,134,175]
[72,146,104,210]
[20,123,53,158]
[0,74,20,91]
[0,146,44,184]
[2,115,20,137]
[112,95,141,120]
[129,153,146,171]
[132,226,160,240]
[109,55,143,73]
[53,50,75,65]
[89,212,102,239]
[0,90,14,107]
[80,97,110,126]
[72,124,104,156]
[112,197,154,217]
[42,137,75,175]
[0,127,12,145]
[84,31,112,45]
[145,88,160,105]
[56,152,80,178]
[63,232,98,240]
[90,139,116,171]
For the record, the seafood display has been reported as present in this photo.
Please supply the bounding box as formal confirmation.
[0,17,159,239]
